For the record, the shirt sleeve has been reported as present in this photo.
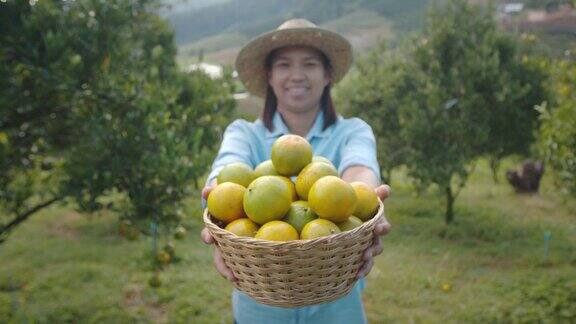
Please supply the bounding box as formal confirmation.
[338,118,381,181]
[205,119,254,187]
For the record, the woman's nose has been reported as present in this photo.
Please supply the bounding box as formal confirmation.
[289,66,306,81]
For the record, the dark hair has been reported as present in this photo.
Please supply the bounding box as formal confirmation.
[262,47,338,132]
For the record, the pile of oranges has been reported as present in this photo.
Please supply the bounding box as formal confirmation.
[206,134,379,241]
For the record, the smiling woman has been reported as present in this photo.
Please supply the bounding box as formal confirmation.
[200,18,392,324]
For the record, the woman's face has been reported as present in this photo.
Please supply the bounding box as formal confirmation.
[268,46,331,113]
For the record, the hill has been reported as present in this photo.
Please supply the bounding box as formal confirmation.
[166,0,433,65]
[166,0,576,67]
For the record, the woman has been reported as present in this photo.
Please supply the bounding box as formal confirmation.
[200,19,391,324]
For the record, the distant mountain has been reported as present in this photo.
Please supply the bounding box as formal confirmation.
[160,0,229,17]
[165,0,434,65]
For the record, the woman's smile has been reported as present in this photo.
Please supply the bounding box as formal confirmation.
[286,86,310,97]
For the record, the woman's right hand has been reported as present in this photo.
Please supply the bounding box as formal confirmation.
[201,185,237,282]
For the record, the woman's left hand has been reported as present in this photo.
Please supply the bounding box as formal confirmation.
[356,184,392,279]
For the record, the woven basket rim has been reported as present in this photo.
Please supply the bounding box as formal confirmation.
[203,199,385,246]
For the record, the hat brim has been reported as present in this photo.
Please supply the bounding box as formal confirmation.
[235,27,352,98]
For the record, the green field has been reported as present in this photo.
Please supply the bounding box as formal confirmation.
[1,158,575,323]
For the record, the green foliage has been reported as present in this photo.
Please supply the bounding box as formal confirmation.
[407,0,547,219]
[339,0,547,222]
[337,42,409,183]
[480,40,548,181]
[0,0,234,242]
[62,69,234,227]
[536,59,576,195]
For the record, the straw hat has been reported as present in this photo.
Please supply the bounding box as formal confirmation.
[235,18,353,98]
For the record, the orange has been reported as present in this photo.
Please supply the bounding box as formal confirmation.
[350,182,379,221]
[163,242,175,258]
[337,216,363,232]
[295,161,338,200]
[271,134,312,176]
[276,176,298,201]
[243,176,292,225]
[283,200,318,233]
[217,162,255,187]
[225,218,259,237]
[173,225,187,240]
[300,219,341,239]
[254,160,279,177]
[156,250,172,265]
[313,156,334,166]
[255,221,299,241]
[308,176,357,222]
[207,182,246,223]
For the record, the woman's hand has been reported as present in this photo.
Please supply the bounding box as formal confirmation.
[356,184,392,279]
[201,185,237,282]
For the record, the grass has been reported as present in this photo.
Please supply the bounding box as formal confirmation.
[1,158,575,323]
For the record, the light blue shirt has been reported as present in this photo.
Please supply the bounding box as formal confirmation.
[206,110,380,324]
[207,111,380,184]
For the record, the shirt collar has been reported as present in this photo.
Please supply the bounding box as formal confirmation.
[265,111,290,138]
[265,110,331,140]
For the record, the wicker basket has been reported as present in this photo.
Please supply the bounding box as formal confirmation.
[202,200,385,307]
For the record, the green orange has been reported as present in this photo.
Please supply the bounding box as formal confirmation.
[254,160,279,177]
[225,218,260,237]
[312,156,334,166]
[243,176,292,225]
[283,200,318,233]
[271,134,313,176]
[255,221,299,241]
[295,161,338,200]
[337,216,363,232]
[217,162,255,187]
[308,176,357,222]
[301,219,341,239]
[276,176,298,201]
[350,182,379,221]
[207,182,246,223]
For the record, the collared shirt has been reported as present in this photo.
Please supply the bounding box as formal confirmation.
[207,110,380,184]
[206,110,379,324]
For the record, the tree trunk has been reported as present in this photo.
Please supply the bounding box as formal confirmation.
[490,156,500,183]
[445,186,454,224]
[0,197,62,244]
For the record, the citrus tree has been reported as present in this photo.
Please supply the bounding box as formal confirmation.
[479,38,548,182]
[0,0,234,243]
[536,58,576,195]
[339,0,547,223]
[406,0,549,222]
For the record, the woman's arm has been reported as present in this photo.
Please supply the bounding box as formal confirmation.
[341,165,379,188]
